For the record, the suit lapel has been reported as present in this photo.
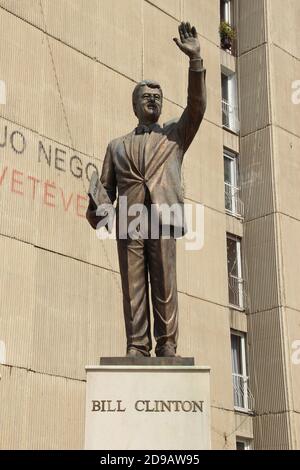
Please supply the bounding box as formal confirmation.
[123,126,168,180]
[123,131,143,177]
[145,128,170,179]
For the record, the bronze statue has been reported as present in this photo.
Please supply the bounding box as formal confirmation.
[86,22,206,358]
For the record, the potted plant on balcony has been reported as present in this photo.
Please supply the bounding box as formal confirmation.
[219,21,236,51]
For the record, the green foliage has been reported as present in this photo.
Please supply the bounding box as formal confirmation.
[219,21,236,40]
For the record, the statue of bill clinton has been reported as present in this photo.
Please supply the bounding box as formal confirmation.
[86,22,206,358]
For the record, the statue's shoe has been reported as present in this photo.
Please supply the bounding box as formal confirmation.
[126,348,148,357]
[156,346,177,357]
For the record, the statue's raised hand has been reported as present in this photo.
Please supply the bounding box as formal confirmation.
[173,22,201,59]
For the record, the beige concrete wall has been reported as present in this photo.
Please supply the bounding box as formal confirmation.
[294,413,300,450]
[211,407,237,450]
[0,236,124,378]
[280,216,300,311]
[238,0,267,55]
[279,216,300,450]
[0,364,85,449]
[238,0,283,450]
[184,121,224,210]
[235,412,253,441]
[149,0,181,20]
[253,413,290,450]
[240,127,274,221]
[238,0,300,449]
[268,0,300,449]
[239,44,270,137]
[270,44,300,138]
[183,0,219,46]
[285,308,300,415]
[179,294,233,410]
[273,128,300,221]
[0,0,237,450]
[242,214,280,313]
[247,308,288,414]
[268,0,300,61]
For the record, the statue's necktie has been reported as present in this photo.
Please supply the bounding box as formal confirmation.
[136,125,151,135]
[135,124,161,174]
[135,123,160,135]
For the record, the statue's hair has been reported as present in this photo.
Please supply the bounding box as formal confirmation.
[132,80,163,108]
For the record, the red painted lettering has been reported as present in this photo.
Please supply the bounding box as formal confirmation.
[60,188,73,212]
[0,166,8,186]
[44,180,56,208]
[11,169,24,195]
[28,175,40,200]
[76,194,88,218]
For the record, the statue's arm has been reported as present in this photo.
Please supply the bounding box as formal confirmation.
[100,143,117,204]
[86,144,116,229]
[174,22,207,153]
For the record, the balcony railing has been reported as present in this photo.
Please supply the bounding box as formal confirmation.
[225,182,244,218]
[228,274,245,309]
[232,373,254,412]
[222,98,240,134]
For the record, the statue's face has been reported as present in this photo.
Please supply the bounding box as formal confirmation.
[134,85,163,123]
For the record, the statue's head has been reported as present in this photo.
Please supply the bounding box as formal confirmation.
[132,80,163,124]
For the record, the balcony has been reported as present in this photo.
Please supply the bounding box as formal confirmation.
[222,98,239,134]
[228,274,245,310]
[225,182,244,218]
[232,373,254,413]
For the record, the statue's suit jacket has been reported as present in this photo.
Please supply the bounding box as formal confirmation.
[88,65,206,237]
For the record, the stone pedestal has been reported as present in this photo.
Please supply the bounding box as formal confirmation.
[85,359,211,450]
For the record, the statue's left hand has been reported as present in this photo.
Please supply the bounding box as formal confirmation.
[173,22,201,59]
[86,200,101,229]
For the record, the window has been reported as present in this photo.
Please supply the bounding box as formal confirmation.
[222,70,239,133]
[236,438,252,450]
[227,235,244,309]
[220,1,235,54]
[224,151,243,217]
[231,332,252,412]
[220,0,233,25]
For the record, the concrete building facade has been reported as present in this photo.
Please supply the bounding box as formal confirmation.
[0,0,299,450]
